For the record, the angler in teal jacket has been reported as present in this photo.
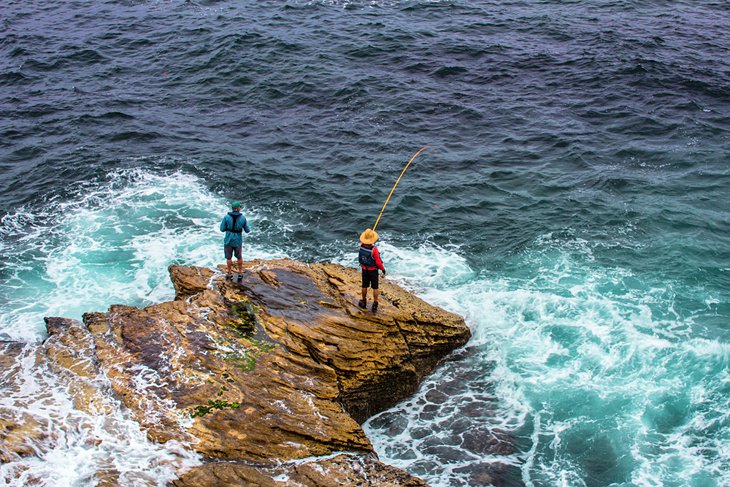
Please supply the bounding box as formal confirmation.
[220,201,251,275]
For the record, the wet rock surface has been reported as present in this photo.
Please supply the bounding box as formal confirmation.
[1,259,472,484]
[173,454,429,487]
[0,342,48,464]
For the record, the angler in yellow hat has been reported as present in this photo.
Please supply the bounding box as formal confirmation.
[355,147,428,312]
[358,228,386,312]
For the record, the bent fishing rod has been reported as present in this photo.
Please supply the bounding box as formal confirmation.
[372,145,430,232]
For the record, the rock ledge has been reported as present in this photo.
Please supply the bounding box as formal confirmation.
[13,259,471,485]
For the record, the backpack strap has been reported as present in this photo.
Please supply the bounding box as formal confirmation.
[227,214,243,234]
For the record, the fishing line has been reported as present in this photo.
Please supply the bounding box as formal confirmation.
[372,146,429,231]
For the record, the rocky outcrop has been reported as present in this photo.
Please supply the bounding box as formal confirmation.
[3,259,470,485]
[173,454,428,487]
[0,342,48,464]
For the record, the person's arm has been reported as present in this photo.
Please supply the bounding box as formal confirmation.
[373,247,385,272]
[220,216,229,232]
[242,217,251,234]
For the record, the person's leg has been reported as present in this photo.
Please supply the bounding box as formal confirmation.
[234,246,243,273]
[371,271,380,311]
[224,246,234,274]
[359,269,368,308]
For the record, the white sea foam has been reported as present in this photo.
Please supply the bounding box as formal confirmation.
[0,344,201,486]
[2,170,727,485]
[0,168,283,342]
[359,236,729,486]
[0,168,286,485]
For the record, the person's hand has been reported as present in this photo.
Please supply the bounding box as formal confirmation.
[381,269,386,277]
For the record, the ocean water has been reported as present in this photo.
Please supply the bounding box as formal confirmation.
[1,1,728,486]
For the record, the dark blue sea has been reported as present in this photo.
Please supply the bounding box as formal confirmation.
[1,1,729,485]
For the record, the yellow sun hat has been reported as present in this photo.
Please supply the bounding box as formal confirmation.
[359,228,379,245]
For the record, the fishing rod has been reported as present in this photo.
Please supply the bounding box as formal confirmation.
[372,145,430,232]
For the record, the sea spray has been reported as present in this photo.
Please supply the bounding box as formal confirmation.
[361,238,729,487]
[0,168,283,342]
[0,343,201,486]
[0,169,283,485]
[2,0,728,484]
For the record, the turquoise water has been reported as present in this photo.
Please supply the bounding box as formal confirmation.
[0,169,286,342]
[2,168,726,485]
[2,0,729,485]
[366,234,729,486]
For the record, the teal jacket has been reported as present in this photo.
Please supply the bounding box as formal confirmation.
[220,211,250,247]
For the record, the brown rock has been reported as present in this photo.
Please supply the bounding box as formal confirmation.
[43,317,110,414]
[0,341,26,372]
[174,454,428,487]
[169,265,215,300]
[30,259,472,483]
[0,342,51,462]
[0,413,48,462]
[316,262,470,422]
